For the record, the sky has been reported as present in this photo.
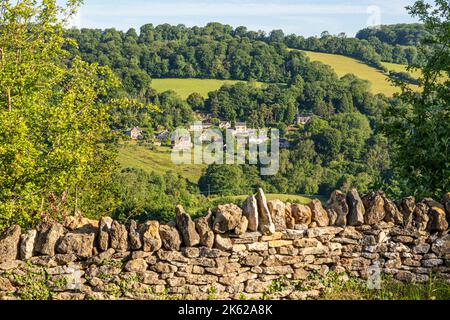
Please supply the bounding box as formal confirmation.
[67,0,421,37]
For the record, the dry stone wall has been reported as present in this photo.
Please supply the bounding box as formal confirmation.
[0,189,449,300]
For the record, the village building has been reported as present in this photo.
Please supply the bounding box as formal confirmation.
[172,135,192,151]
[296,113,314,126]
[219,121,231,130]
[125,127,144,140]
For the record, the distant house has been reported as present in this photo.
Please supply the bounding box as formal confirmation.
[125,127,144,140]
[296,113,314,126]
[189,123,203,132]
[172,136,192,151]
[155,130,170,141]
[234,122,248,134]
[219,121,231,130]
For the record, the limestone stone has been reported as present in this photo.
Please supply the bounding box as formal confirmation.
[140,221,162,252]
[56,232,95,258]
[291,204,312,226]
[195,210,215,248]
[242,196,259,232]
[240,255,263,267]
[383,195,403,225]
[234,216,249,236]
[308,200,329,227]
[431,234,449,256]
[327,190,349,227]
[124,259,148,273]
[428,206,449,233]
[0,225,21,263]
[413,203,430,231]
[443,193,450,223]
[307,226,343,238]
[20,229,37,260]
[98,216,113,252]
[213,204,243,234]
[34,222,65,256]
[127,220,142,250]
[214,234,232,252]
[255,188,276,235]
[268,200,287,231]
[346,189,365,226]
[397,197,416,228]
[362,191,386,225]
[285,204,295,229]
[110,221,128,252]
[159,224,182,251]
[293,238,321,248]
[176,205,200,247]
[246,242,268,252]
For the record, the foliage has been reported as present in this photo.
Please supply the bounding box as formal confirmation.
[0,0,121,231]
[383,0,450,199]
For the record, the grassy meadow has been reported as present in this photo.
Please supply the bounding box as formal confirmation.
[117,143,206,183]
[151,78,264,99]
[297,50,402,96]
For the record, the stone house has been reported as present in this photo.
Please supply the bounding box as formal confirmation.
[125,127,144,140]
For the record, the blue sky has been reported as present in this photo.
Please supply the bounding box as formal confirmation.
[68,0,420,37]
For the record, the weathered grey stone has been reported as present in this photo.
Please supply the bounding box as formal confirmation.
[176,205,200,247]
[397,197,416,228]
[98,216,113,252]
[110,221,128,252]
[0,225,21,263]
[34,222,65,256]
[428,207,448,233]
[327,190,348,227]
[256,188,276,235]
[140,221,162,252]
[20,229,36,260]
[214,234,232,251]
[413,202,430,231]
[362,191,386,225]
[124,259,148,273]
[195,210,215,248]
[307,227,343,238]
[383,195,403,225]
[327,209,337,227]
[346,189,365,226]
[56,232,95,258]
[213,204,243,234]
[431,234,449,256]
[234,216,249,236]
[127,220,142,250]
[242,196,259,232]
[159,224,182,251]
[291,204,312,226]
[240,255,263,267]
[268,200,287,231]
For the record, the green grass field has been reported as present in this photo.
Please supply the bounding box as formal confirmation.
[151,78,264,99]
[296,50,402,96]
[117,143,205,183]
[381,62,423,79]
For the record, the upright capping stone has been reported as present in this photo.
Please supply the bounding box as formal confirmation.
[397,197,416,228]
[428,206,449,233]
[34,221,65,256]
[195,210,215,248]
[327,190,349,227]
[443,193,450,223]
[0,225,21,263]
[176,205,200,247]
[382,194,403,225]
[140,221,162,252]
[285,203,295,229]
[159,224,182,251]
[291,204,312,226]
[242,196,259,232]
[255,188,276,235]
[213,204,242,234]
[20,229,37,260]
[110,220,129,252]
[56,232,95,258]
[268,200,287,231]
[362,191,386,225]
[413,202,430,231]
[98,216,113,252]
[127,220,142,251]
[346,188,365,226]
[308,199,329,227]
